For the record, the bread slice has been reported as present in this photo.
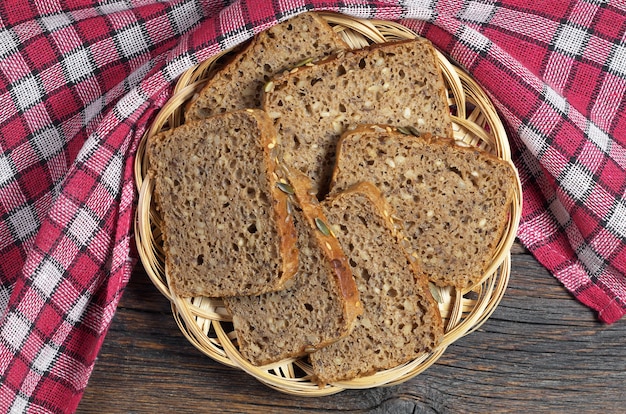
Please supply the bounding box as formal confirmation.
[186,12,348,121]
[224,168,362,366]
[262,38,452,196]
[147,109,298,297]
[310,182,444,384]
[330,125,518,289]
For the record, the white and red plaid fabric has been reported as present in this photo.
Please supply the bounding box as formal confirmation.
[0,0,624,412]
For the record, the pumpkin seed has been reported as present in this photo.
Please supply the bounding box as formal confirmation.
[407,125,421,136]
[295,57,314,67]
[315,218,331,236]
[428,282,444,304]
[397,126,411,135]
[276,182,294,195]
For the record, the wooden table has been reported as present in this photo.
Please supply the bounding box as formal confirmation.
[78,242,626,413]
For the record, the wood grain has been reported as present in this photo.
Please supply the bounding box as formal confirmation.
[78,244,626,413]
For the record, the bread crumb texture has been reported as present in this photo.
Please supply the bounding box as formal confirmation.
[263,38,452,195]
[225,206,351,366]
[311,185,443,383]
[186,12,348,120]
[331,128,516,288]
[148,110,289,297]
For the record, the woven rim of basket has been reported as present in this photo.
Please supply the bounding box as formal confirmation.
[133,13,522,396]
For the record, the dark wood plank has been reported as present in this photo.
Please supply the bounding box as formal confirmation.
[78,246,626,413]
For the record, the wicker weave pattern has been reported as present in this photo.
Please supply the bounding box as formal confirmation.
[134,14,522,396]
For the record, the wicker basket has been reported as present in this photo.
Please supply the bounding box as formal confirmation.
[134,13,522,396]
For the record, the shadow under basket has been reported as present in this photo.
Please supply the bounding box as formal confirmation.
[134,13,523,396]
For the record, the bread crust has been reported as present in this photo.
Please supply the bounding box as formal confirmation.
[256,110,300,287]
[282,167,363,329]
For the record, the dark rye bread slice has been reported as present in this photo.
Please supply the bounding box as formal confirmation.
[310,182,444,384]
[224,169,362,366]
[262,38,452,196]
[186,12,349,121]
[147,109,298,297]
[330,125,518,289]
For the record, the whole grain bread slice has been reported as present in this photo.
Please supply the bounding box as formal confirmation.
[330,125,518,289]
[262,38,452,196]
[147,109,298,297]
[186,12,349,121]
[310,182,444,384]
[224,168,362,366]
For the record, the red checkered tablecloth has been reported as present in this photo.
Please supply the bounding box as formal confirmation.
[0,1,624,412]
